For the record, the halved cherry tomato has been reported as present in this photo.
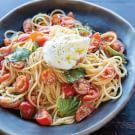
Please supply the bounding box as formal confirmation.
[41,69,56,85]
[11,61,25,69]
[17,33,30,42]
[36,36,48,46]
[114,74,119,80]
[14,75,29,93]
[30,31,43,41]
[20,101,35,119]
[4,38,11,46]
[0,73,10,83]
[52,14,62,25]
[89,32,102,53]
[35,108,52,126]
[67,11,74,18]
[62,83,76,96]
[82,85,99,101]
[0,45,12,56]
[73,78,90,95]
[75,103,94,122]
[110,40,124,53]
[101,66,115,79]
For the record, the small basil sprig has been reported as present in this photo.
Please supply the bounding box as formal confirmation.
[57,97,80,117]
[7,47,31,62]
[64,68,86,83]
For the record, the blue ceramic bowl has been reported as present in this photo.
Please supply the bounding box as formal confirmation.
[0,0,135,135]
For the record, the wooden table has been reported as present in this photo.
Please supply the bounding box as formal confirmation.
[0,0,135,135]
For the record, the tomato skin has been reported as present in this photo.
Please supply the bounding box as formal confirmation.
[11,61,25,69]
[62,83,76,97]
[73,78,90,95]
[35,109,52,126]
[14,75,29,93]
[110,40,124,53]
[101,66,115,79]
[41,69,56,85]
[82,85,99,101]
[20,101,35,119]
[0,73,10,83]
[30,31,43,41]
[52,14,62,25]
[17,33,30,42]
[0,45,12,56]
[75,103,94,122]
[36,36,48,46]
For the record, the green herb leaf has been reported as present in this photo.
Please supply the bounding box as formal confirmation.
[57,97,80,117]
[7,47,31,62]
[107,46,125,59]
[31,41,40,52]
[64,68,86,83]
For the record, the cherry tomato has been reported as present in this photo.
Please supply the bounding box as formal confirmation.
[30,31,43,41]
[4,38,11,46]
[62,83,76,96]
[11,61,25,69]
[67,11,74,18]
[73,78,90,95]
[82,85,99,101]
[0,73,10,83]
[52,14,62,25]
[61,16,75,28]
[14,75,29,93]
[101,31,117,44]
[89,32,102,53]
[41,69,56,85]
[35,108,52,126]
[36,36,48,46]
[17,33,30,42]
[114,74,119,80]
[0,45,12,56]
[110,40,124,53]
[20,101,35,119]
[101,66,115,79]
[75,103,94,122]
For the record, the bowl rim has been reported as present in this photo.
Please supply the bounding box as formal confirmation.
[0,0,135,135]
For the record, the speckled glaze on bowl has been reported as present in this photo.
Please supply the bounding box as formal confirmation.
[0,0,135,135]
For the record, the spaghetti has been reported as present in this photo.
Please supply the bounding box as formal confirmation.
[0,9,127,126]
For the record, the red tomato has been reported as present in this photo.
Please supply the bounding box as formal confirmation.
[52,14,62,25]
[14,75,29,93]
[73,78,90,95]
[36,36,48,46]
[75,103,94,122]
[89,32,102,53]
[35,108,52,126]
[0,73,10,83]
[82,85,99,101]
[4,38,11,46]
[62,83,76,96]
[110,40,124,53]
[67,11,74,18]
[20,101,35,119]
[0,45,12,56]
[41,69,56,85]
[17,33,30,42]
[11,61,25,69]
[30,31,43,41]
[101,66,115,79]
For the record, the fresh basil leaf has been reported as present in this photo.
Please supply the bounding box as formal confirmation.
[31,41,39,52]
[64,68,86,83]
[57,97,80,117]
[107,46,125,59]
[7,47,31,62]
